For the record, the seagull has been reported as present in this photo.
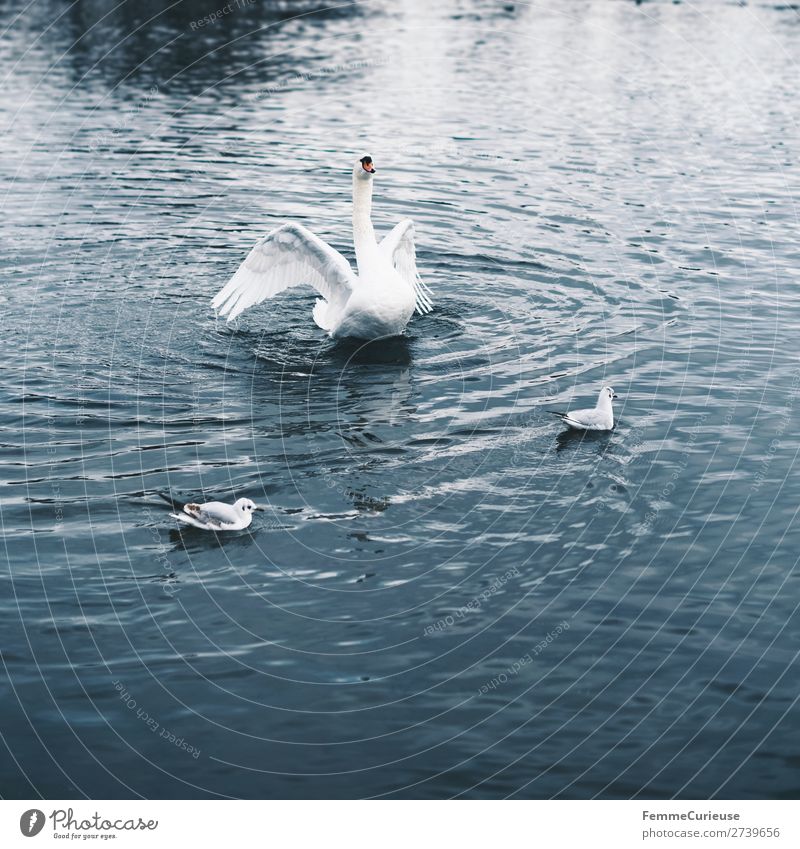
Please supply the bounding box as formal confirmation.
[548,386,619,431]
[158,492,262,531]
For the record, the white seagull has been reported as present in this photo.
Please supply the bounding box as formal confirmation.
[211,155,433,340]
[159,493,262,531]
[549,386,619,431]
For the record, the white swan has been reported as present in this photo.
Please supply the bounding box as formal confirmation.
[211,156,433,340]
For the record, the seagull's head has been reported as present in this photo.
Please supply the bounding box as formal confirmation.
[354,155,376,181]
[599,385,619,406]
[234,498,262,514]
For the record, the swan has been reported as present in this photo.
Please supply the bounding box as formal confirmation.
[211,155,433,339]
[548,386,619,431]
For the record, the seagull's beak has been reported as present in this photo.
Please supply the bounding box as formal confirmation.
[253,505,264,511]
[612,393,619,399]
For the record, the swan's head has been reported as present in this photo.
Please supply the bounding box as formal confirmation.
[234,498,262,514]
[598,386,619,407]
[354,155,376,181]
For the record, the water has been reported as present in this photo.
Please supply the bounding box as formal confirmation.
[1,0,799,799]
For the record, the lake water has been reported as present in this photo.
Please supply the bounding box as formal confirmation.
[1,0,799,799]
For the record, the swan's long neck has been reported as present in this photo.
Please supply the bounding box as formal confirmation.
[352,175,380,274]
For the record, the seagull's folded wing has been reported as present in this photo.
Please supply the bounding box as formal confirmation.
[568,408,606,429]
[380,219,434,315]
[189,501,239,528]
[212,223,356,322]
[170,512,213,530]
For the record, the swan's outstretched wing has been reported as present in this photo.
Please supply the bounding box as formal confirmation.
[212,223,356,322]
[380,219,433,315]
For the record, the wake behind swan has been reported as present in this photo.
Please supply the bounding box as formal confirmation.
[211,156,433,340]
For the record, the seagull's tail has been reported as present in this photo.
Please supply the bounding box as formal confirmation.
[157,491,184,511]
[547,411,568,419]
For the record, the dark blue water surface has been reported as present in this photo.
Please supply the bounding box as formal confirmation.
[1,0,799,799]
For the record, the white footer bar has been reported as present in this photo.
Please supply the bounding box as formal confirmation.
[2,799,796,848]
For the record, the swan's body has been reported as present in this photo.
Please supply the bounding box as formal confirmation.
[159,492,262,531]
[211,156,433,340]
[549,386,619,431]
